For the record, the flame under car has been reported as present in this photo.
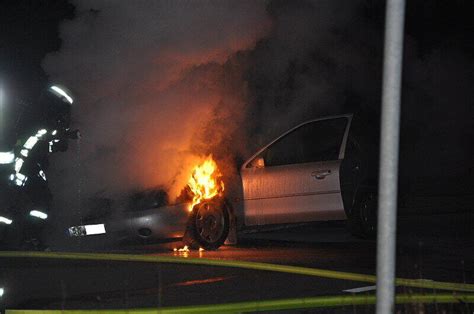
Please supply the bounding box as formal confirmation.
[70,114,378,249]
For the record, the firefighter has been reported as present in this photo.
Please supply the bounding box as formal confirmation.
[10,85,80,189]
[5,85,79,249]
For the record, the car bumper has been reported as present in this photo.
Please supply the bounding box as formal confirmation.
[70,203,190,243]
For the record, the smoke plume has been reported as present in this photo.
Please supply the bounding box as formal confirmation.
[43,0,270,211]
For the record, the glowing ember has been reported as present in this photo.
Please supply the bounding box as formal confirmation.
[172,246,205,253]
[187,155,224,212]
[173,245,190,252]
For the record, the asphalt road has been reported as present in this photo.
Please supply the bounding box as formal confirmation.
[0,214,473,312]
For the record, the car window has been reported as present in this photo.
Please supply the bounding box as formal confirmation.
[261,117,348,167]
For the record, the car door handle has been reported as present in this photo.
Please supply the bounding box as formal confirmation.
[311,170,332,179]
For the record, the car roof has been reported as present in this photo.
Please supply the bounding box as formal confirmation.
[289,113,353,130]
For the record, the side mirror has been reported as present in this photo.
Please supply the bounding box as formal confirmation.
[251,157,265,169]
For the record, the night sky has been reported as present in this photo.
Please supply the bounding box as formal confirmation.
[0,0,73,99]
[1,0,473,215]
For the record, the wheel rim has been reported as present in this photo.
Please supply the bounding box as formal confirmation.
[195,203,225,243]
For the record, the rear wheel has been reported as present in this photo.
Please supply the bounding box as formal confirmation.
[184,199,230,250]
[348,192,377,239]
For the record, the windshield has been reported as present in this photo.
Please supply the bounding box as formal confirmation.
[1,1,473,313]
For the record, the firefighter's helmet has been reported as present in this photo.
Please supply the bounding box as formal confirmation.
[39,85,74,129]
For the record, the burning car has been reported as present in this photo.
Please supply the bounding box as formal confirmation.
[70,114,378,250]
[69,156,230,250]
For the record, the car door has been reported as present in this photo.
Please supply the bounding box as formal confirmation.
[241,115,352,226]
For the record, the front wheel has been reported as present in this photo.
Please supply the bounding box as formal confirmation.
[184,199,230,250]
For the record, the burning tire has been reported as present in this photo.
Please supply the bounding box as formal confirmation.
[184,199,230,250]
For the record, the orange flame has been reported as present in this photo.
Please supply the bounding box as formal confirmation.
[187,155,224,212]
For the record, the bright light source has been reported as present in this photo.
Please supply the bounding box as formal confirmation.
[0,216,13,225]
[37,129,47,136]
[20,149,29,157]
[0,151,14,164]
[0,287,4,297]
[24,136,38,149]
[52,130,58,136]
[85,224,106,235]
[50,86,73,104]
[30,210,48,220]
